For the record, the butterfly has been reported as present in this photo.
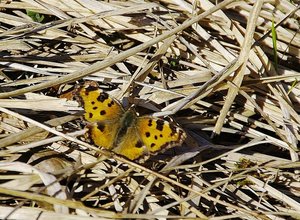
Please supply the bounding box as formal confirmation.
[77,84,186,161]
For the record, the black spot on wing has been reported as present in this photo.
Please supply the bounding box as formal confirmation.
[145,132,150,138]
[135,141,143,148]
[97,123,105,132]
[97,92,109,103]
[93,106,98,110]
[156,119,164,131]
[108,101,114,107]
[89,113,93,119]
[85,86,98,93]
[148,119,153,127]
[100,110,106,115]
[150,143,156,148]
[169,123,178,136]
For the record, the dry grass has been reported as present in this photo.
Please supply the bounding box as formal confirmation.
[0,0,300,219]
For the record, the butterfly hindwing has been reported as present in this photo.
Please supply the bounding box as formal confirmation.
[88,120,120,150]
[112,125,147,160]
[110,111,186,161]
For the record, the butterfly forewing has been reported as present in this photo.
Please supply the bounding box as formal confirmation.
[137,117,186,154]
[79,86,124,123]
[88,120,120,150]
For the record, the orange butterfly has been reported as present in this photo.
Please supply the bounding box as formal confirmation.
[77,85,186,161]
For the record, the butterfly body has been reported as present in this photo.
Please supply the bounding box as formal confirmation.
[78,85,186,161]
